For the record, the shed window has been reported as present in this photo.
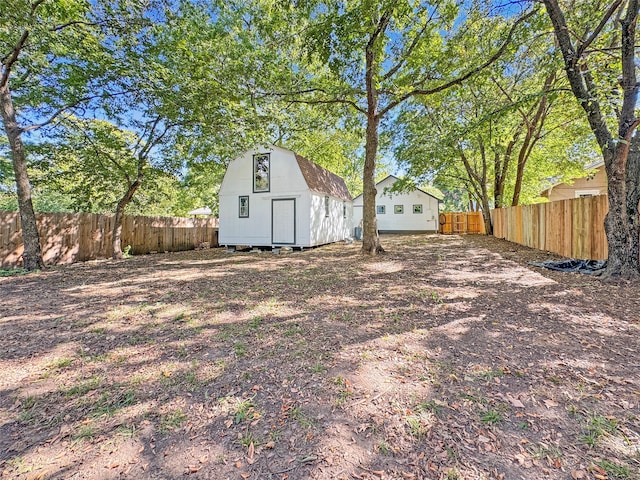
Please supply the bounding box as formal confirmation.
[239,196,249,217]
[413,204,423,214]
[324,196,330,217]
[377,205,386,214]
[394,205,404,214]
[253,153,270,192]
[343,202,346,218]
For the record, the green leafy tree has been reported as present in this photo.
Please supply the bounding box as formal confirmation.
[258,0,535,253]
[543,0,640,277]
[0,0,150,269]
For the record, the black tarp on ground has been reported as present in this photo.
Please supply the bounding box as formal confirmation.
[530,259,607,274]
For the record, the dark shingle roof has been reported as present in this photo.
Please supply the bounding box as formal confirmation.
[295,154,352,201]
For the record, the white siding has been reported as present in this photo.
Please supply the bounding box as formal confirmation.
[219,145,353,247]
[309,193,353,245]
[219,146,310,246]
[353,176,439,232]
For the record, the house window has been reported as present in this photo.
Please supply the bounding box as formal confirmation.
[377,205,386,214]
[413,204,423,214]
[343,202,346,219]
[253,153,270,192]
[324,196,330,217]
[239,196,249,217]
[394,205,404,214]
[575,189,600,198]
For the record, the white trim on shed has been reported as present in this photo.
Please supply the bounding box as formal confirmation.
[219,145,353,248]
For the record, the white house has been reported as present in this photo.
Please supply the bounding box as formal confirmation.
[353,175,440,233]
[218,145,353,249]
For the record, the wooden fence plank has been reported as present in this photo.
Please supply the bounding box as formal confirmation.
[490,195,608,260]
[0,211,219,269]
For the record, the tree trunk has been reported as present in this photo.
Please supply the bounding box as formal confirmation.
[543,0,639,277]
[625,134,640,272]
[603,130,640,277]
[480,182,493,236]
[112,177,142,259]
[361,112,383,254]
[361,24,384,255]
[0,82,44,270]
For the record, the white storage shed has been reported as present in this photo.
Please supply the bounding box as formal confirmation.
[353,175,440,233]
[219,145,353,249]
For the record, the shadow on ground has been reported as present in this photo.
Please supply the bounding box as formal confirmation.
[0,234,638,479]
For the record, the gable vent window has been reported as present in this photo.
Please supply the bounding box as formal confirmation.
[324,196,330,217]
[253,153,270,192]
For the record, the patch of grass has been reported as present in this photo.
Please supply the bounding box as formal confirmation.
[0,268,32,277]
[283,324,302,337]
[458,392,488,405]
[233,398,258,424]
[376,440,391,454]
[595,460,632,479]
[17,396,38,423]
[289,407,314,428]
[310,363,327,374]
[430,291,443,304]
[480,410,503,425]
[239,431,257,448]
[116,423,138,438]
[47,357,73,370]
[64,376,103,397]
[406,411,434,438]
[332,376,353,406]
[444,468,462,480]
[73,425,95,441]
[160,409,187,432]
[233,342,247,357]
[416,400,441,416]
[90,389,136,418]
[579,414,618,447]
[478,367,504,381]
[248,316,263,331]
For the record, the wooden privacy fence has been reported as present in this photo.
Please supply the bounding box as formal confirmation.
[491,195,608,260]
[0,211,219,269]
[439,211,486,234]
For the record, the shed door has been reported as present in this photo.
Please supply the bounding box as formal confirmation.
[272,199,296,244]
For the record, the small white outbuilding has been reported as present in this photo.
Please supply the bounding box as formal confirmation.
[353,175,440,233]
[218,145,353,249]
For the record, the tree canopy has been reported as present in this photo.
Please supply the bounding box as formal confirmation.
[2,0,632,272]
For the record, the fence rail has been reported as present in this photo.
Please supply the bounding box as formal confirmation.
[439,211,486,235]
[491,195,608,260]
[0,211,219,269]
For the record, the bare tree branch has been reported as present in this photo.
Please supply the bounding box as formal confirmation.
[576,0,625,59]
[1,31,29,87]
[378,8,537,117]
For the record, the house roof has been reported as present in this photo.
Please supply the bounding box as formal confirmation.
[352,175,441,202]
[187,206,212,216]
[295,153,352,201]
[540,161,605,195]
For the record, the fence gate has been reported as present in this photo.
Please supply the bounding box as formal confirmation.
[438,212,485,235]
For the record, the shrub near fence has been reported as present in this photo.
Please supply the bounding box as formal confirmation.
[0,211,219,269]
[491,195,608,260]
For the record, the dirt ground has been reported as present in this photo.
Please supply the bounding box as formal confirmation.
[0,234,639,480]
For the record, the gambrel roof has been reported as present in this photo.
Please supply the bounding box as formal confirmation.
[295,153,352,202]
